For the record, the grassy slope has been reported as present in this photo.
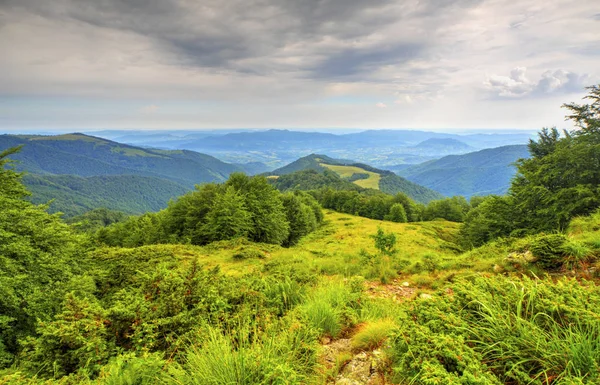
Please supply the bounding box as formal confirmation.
[320,164,381,189]
[125,210,462,278]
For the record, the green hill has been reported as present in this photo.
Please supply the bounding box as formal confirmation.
[397,145,530,197]
[0,133,256,216]
[0,133,243,187]
[23,174,188,217]
[270,154,443,203]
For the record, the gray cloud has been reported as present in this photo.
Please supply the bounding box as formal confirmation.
[0,0,598,130]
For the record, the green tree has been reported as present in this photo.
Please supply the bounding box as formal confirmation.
[227,173,290,244]
[386,203,408,223]
[0,147,84,367]
[371,227,397,256]
[511,85,600,232]
[202,186,252,242]
[459,195,517,247]
[282,193,317,246]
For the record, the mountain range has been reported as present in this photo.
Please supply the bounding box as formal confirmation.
[89,129,534,168]
[396,145,530,197]
[0,132,531,215]
[0,133,266,215]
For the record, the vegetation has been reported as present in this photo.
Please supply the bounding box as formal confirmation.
[461,85,600,247]
[269,153,444,203]
[398,144,530,197]
[1,87,599,385]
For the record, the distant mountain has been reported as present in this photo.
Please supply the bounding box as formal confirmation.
[398,145,530,197]
[0,133,255,216]
[24,174,188,217]
[0,133,244,187]
[269,154,443,203]
[89,128,534,168]
[414,138,474,153]
[232,161,272,175]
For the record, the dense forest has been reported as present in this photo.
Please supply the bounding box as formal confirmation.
[1,86,599,384]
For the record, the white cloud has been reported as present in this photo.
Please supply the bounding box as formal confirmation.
[375,102,387,108]
[485,67,593,98]
[140,105,159,113]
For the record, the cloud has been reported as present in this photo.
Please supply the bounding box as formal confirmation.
[0,0,598,129]
[140,105,159,113]
[485,67,593,98]
[375,102,387,108]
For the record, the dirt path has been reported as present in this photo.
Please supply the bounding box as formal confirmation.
[319,279,416,384]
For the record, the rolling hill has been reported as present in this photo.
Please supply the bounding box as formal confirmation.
[24,174,188,217]
[0,133,264,216]
[269,154,443,203]
[396,145,530,197]
[0,133,244,187]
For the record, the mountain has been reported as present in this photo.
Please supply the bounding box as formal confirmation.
[414,138,474,153]
[24,174,188,217]
[0,133,243,187]
[89,129,534,169]
[397,145,530,197]
[0,133,256,216]
[269,154,443,203]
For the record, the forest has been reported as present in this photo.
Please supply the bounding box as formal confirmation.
[0,86,599,384]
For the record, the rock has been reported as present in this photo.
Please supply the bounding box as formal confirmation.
[419,293,433,299]
[401,281,410,287]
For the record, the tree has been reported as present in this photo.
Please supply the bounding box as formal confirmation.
[371,227,396,256]
[228,174,290,244]
[459,195,517,247]
[511,84,600,231]
[0,147,84,367]
[202,186,252,242]
[281,193,317,246]
[386,203,408,223]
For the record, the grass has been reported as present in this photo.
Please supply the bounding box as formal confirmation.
[320,163,381,190]
[351,319,397,351]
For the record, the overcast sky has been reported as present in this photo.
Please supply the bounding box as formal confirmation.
[0,0,598,131]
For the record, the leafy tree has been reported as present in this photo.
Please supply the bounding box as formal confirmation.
[202,186,252,242]
[371,227,397,256]
[227,173,290,244]
[282,193,317,246]
[386,203,408,223]
[423,196,470,222]
[460,195,517,247]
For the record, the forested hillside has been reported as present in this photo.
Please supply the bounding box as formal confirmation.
[269,154,443,203]
[23,174,188,217]
[0,134,267,216]
[1,86,599,385]
[0,133,245,186]
[397,144,530,197]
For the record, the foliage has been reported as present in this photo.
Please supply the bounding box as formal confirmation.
[390,275,600,384]
[423,196,471,222]
[371,227,397,256]
[461,85,600,244]
[385,203,407,223]
[97,173,322,247]
[0,147,86,368]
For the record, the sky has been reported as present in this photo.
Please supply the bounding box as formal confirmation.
[0,0,598,132]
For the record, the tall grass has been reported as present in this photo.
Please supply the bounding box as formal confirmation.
[298,279,362,338]
[172,323,318,385]
[465,281,600,384]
